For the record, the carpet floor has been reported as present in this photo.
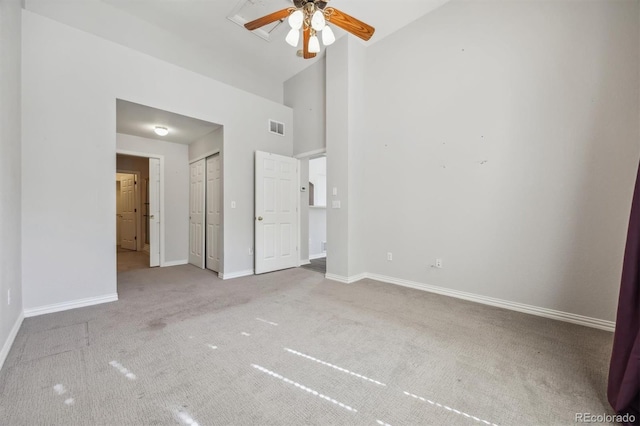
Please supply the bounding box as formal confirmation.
[301,258,326,275]
[0,265,615,425]
[117,247,150,273]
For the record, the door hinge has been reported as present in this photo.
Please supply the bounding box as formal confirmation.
[134,208,137,212]
[134,236,137,240]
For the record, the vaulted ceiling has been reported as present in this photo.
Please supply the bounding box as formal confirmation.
[24,0,450,100]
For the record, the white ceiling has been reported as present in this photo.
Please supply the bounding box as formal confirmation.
[116,99,221,145]
[100,0,451,84]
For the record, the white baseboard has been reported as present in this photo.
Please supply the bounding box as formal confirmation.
[309,253,327,260]
[0,311,24,371]
[365,273,615,332]
[162,259,188,267]
[220,269,254,280]
[325,273,367,284]
[24,293,118,318]
[300,259,311,265]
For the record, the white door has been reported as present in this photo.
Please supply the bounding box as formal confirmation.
[120,174,137,250]
[189,159,205,268]
[255,151,299,274]
[149,158,160,267]
[206,154,221,272]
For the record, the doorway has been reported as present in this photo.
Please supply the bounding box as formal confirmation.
[304,155,327,274]
[189,153,221,272]
[116,154,161,272]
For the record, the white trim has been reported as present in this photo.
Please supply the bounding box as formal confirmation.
[309,253,327,260]
[219,269,254,280]
[24,294,118,318]
[300,259,311,265]
[365,273,615,332]
[189,149,220,165]
[325,273,366,284]
[0,311,24,371]
[295,148,326,159]
[163,259,188,267]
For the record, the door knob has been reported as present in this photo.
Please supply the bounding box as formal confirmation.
[257,216,263,221]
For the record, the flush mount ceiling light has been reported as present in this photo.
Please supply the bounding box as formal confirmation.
[244,0,375,59]
[154,126,169,136]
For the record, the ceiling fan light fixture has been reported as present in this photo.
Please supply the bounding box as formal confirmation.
[308,34,320,53]
[285,28,300,47]
[322,25,335,46]
[288,9,304,30]
[311,10,326,31]
[154,126,169,136]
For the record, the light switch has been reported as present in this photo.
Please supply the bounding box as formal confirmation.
[231,201,236,209]
[332,187,338,196]
[332,200,341,209]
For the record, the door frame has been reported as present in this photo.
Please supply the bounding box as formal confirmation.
[295,148,326,267]
[116,149,166,266]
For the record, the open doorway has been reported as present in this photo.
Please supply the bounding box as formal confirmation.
[116,154,160,272]
[303,155,327,274]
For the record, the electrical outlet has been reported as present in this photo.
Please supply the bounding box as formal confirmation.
[7,289,10,305]
[435,258,443,268]
[387,252,393,261]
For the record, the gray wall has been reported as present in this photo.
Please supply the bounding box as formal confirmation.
[360,0,640,322]
[25,0,283,102]
[0,0,23,367]
[284,58,326,156]
[189,127,223,162]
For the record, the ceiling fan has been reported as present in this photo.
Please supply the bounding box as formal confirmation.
[244,0,375,59]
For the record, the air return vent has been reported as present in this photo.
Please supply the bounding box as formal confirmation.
[269,119,285,136]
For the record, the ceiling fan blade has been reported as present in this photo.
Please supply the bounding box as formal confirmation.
[303,27,317,59]
[327,8,375,41]
[244,8,291,31]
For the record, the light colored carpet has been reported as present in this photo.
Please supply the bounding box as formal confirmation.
[117,247,150,273]
[0,265,615,425]
[301,258,327,274]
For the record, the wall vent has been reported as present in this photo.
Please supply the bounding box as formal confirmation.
[269,119,285,136]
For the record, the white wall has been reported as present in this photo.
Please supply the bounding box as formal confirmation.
[309,208,327,259]
[326,37,367,279]
[0,0,23,368]
[361,0,640,322]
[21,11,292,311]
[189,127,223,162]
[284,57,326,156]
[24,0,283,102]
[117,134,189,263]
[309,156,327,206]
